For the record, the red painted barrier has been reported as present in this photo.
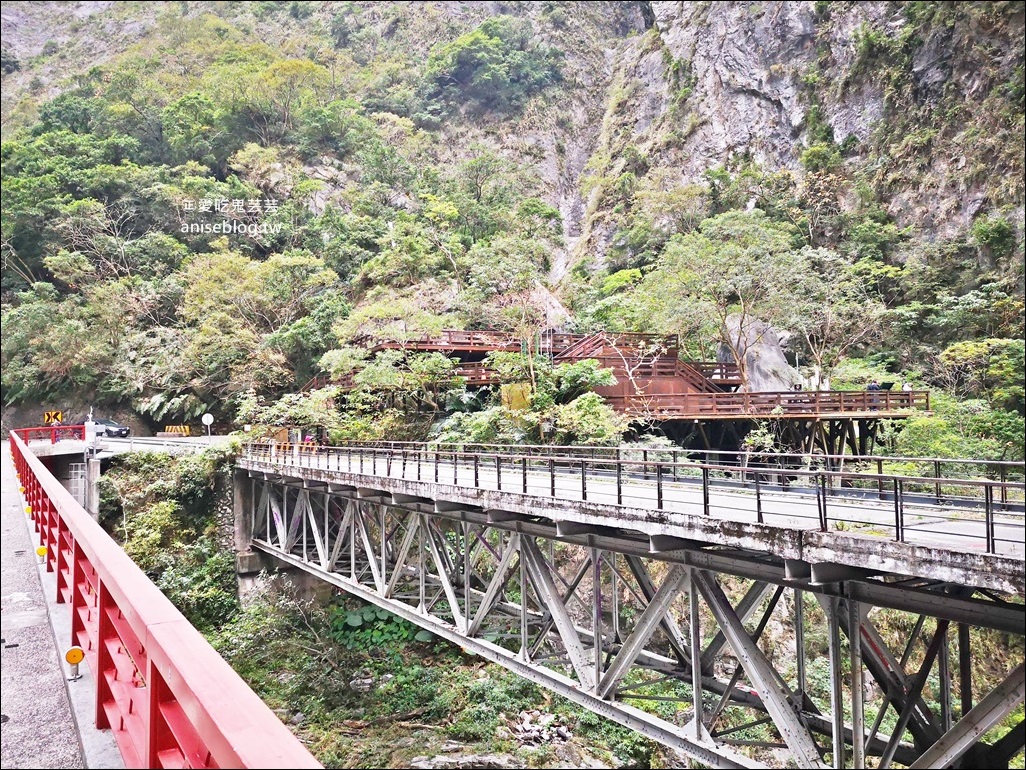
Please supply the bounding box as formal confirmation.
[13,425,87,443]
[9,430,321,770]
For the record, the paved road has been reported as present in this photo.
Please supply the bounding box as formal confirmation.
[1,441,122,769]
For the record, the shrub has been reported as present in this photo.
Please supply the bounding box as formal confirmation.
[971,215,1016,259]
[425,15,562,111]
[800,142,842,172]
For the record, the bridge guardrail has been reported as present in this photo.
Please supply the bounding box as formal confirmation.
[337,440,1026,499]
[9,430,320,770]
[243,442,1025,557]
[13,425,87,443]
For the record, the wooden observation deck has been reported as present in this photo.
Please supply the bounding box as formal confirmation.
[344,330,927,423]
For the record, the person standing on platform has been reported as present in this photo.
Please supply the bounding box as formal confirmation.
[867,379,881,410]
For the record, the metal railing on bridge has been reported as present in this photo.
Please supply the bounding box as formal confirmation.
[9,429,320,770]
[13,424,87,443]
[243,441,1025,558]
[339,440,1026,486]
[602,387,931,416]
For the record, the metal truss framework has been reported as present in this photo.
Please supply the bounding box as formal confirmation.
[243,471,1025,769]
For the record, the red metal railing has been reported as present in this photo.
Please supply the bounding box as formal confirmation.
[9,430,321,770]
[13,425,87,443]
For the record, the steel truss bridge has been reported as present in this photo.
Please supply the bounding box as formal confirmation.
[239,442,1025,770]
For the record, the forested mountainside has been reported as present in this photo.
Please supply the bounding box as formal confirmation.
[1,1,1023,456]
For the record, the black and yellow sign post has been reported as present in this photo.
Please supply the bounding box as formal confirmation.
[43,410,64,425]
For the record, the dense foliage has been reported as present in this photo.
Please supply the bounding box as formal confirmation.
[96,443,240,630]
[211,578,657,768]
[1,1,1022,458]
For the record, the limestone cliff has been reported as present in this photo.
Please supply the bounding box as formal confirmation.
[569,1,1023,277]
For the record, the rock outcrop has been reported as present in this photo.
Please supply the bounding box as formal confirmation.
[717,315,800,392]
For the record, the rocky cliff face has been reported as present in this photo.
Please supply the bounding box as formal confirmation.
[651,2,818,175]
[718,316,800,393]
[569,1,1023,273]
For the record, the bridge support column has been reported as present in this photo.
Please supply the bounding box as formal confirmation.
[84,458,101,518]
[233,468,255,552]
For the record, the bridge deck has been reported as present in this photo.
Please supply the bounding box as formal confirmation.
[240,444,1025,596]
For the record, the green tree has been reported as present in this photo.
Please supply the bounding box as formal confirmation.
[425,16,561,111]
[786,248,886,386]
[636,210,803,387]
[179,250,341,403]
[937,338,1025,412]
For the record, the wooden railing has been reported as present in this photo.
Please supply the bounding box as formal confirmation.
[453,363,499,386]
[690,361,742,382]
[606,389,930,417]
[553,332,678,361]
[359,330,521,352]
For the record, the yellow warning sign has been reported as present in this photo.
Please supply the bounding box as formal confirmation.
[43,410,63,425]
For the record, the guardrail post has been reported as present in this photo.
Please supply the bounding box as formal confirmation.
[522,456,527,493]
[453,451,458,485]
[755,473,763,524]
[877,459,884,500]
[550,458,556,497]
[817,473,828,531]
[985,485,995,553]
[94,582,114,729]
[616,458,622,505]
[934,459,942,504]
[434,450,439,483]
[581,460,587,501]
[496,455,502,491]
[702,467,710,516]
[656,463,663,510]
[894,479,904,543]
[474,455,479,487]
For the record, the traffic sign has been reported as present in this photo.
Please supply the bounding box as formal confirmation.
[201,413,214,426]
[43,410,63,425]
